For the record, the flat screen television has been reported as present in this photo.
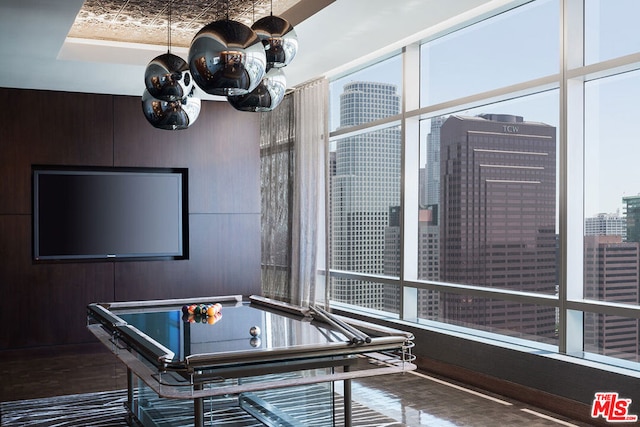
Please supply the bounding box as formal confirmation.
[33,166,189,262]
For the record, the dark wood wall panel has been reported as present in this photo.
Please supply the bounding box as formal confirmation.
[0,88,262,351]
[112,97,260,214]
[185,213,260,295]
[0,89,114,215]
[113,213,260,301]
[0,216,115,348]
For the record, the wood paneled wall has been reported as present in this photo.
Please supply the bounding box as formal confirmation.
[0,88,262,350]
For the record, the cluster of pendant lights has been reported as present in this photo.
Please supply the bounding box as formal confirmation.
[142,0,298,130]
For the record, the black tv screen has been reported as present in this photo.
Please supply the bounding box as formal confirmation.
[33,166,188,262]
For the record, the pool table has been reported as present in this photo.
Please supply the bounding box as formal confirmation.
[87,295,415,426]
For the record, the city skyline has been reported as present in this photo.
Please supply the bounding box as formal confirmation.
[329,0,640,219]
[326,0,640,367]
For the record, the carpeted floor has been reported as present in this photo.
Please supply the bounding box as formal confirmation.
[0,388,400,426]
[1,390,130,427]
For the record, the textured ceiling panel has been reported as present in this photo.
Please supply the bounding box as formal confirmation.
[68,0,300,47]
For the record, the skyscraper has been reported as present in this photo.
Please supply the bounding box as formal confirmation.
[585,212,627,240]
[416,117,446,317]
[584,235,640,361]
[583,209,639,361]
[624,196,640,243]
[417,207,440,318]
[384,205,441,317]
[384,206,402,311]
[331,82,401,309]
[440,114,557,339]
[424,116,446,209]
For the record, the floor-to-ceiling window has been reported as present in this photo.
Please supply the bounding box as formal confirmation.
[581,0,640,364]
[328,56,403,312]
[327,0,640,370]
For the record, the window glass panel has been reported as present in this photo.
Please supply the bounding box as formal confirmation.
[325,0,640,368]
[585,0,640,65]
[329,124,402,310]
[584,313,640,363]
[584,70,640,308]
[329,56,402,132]
[418,90,559,296]
[329,278,400,314]
[411,291,558,346]
[420,0,558,107]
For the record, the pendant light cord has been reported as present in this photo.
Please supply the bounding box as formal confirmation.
[166,0,172,54]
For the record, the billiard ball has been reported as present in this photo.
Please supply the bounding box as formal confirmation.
[206,303,221,317]
[249,326,261,337]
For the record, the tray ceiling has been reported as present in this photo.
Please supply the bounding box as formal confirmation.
[68,0,301,47]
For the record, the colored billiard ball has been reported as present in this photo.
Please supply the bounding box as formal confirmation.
[250,326,261,337]
[206,303,221,317]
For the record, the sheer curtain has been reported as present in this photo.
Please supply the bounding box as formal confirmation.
[261,78,328,307]
[260,94,294,302]
[291,78,328,307]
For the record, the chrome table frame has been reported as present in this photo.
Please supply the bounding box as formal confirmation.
[87,295,415,426]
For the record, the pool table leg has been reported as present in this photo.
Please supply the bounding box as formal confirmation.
[194,383,204,427]
[344,365,352,427]
[127,368,134,413]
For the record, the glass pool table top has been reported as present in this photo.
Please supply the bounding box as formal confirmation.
[87,295,414,373]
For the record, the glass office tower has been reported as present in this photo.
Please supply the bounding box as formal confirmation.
[440,114,558,339]
[624,196,640,244]
[584,235,640,361]
[583,209,640,361]
[331,82,401,309]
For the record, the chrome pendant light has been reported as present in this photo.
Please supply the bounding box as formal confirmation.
[188,1,266,96]
[144,53,193,102]
[227,67,286,112]
[226,1,290,112]
[142,0,200,130]
[142,89,201,130]
[251,0,298,69]
[144,1,194,101]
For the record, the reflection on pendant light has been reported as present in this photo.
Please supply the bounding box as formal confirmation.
[144,54,193,102]
[251,0,298,69]
[226,1,291,112]
[144,1,194,101]
[142,88,201,130]
[142,0,200,130]
[227,67,286,112]
[188,0,266,96]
